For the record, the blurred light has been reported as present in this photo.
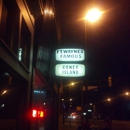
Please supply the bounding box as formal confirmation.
[76,106,81,111]
[73,116,76,118]
[44,9,54,15]
[1,104,5,108]
[107,98,111,101]
[71,82,74,86]
[108,75,112,87]
[32,110,37,117]
[1,90,7,95]
[90,103,92,106]
[38,111,44,117]
[32,109,44,118]
[68,116,73,118]
[61,98,64,101]
[82,86,86,91]
[85,8,102,23]
[4,72,9,76]
[83,112,86,115]
[34,90,44,93]
[88,109,92,112]
[125,92,129,96]
[70,99,72,101]
[18,48,22,61]
[3,90,6,94]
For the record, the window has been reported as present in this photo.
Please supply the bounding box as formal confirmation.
[1,0,20,56]
[20,17,31,69]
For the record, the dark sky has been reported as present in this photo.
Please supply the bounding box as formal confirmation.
[58,0,130,81]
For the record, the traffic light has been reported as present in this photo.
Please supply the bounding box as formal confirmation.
[32,109,44,118]
[108,75,112,87]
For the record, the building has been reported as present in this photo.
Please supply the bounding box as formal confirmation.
[0,0,61,130]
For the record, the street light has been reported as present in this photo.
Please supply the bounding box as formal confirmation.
[71,82,74,86]
[123,92,129,120]
[107,98,111,102]
[84,8,102,47]
[125,92,129,96]
[70,98,72,101]
[82,8,102,123]
[85,8,102,23]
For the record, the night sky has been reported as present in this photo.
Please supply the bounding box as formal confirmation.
[58,0,130,81]
[57,0,130,105]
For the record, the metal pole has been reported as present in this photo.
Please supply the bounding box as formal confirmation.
[58,80,63,130]
[84,18,88,122]
[81,84,83,125]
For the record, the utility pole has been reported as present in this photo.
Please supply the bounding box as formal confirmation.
[58,80,63,130]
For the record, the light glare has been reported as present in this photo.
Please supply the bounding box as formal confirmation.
[1,90,7,95]
[126,92,129,95]
[108,98,111,101]
[71,82,74,86]
[85,8,102,22]
[44,9,54,15]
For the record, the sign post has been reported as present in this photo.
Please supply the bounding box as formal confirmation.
[55,48,86,130]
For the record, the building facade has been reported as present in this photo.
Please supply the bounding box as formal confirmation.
[0,0,60,130]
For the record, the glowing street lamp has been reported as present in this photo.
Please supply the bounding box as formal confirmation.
[61,98,64,101]
[84,8,102,48]
[71,82,74,86]
[85,8,102,23]
[125,92,129,96]
[70,98,72,101]
[82,8,102,123]
[124,92,129,120]
[107,98,111,102]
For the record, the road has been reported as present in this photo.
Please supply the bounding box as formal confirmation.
[62,118,130,130]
